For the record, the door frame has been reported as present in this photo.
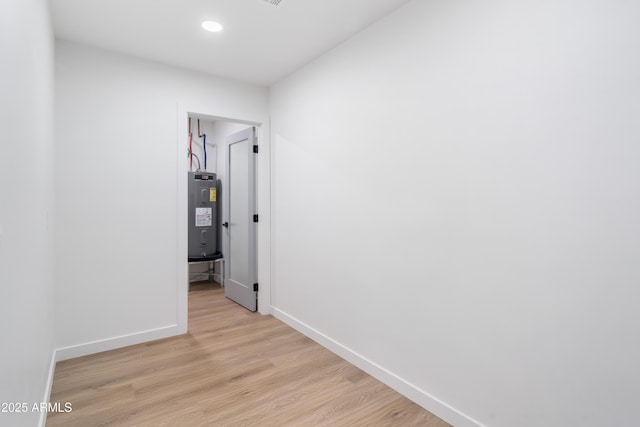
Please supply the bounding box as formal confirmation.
[176,104,271,334]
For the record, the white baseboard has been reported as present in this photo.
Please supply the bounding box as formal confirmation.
[37,325,180,425]
[271,307,484,427]
[38,349,57,427]
[55,325,180,362]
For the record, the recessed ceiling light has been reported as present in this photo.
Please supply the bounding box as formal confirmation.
[201,21,223,33]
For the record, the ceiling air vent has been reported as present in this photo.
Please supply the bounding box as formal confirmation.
[261,0,287,8]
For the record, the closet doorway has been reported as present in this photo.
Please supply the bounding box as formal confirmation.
[177,109,269,333]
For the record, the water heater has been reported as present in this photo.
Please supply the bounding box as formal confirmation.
[188,172,219,260]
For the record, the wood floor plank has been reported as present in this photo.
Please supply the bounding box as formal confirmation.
[47,282,450,426]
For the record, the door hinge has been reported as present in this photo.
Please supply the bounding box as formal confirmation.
[253,214,259,223]
[253,144,259,154]
[253,283,259,292]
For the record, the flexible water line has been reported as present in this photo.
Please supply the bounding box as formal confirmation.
[203,133,207,170]
[189,132,193,170]
[187,150,201,171]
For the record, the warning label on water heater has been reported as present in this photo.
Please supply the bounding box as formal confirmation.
[210,188,217,202]
[195,208,212,227]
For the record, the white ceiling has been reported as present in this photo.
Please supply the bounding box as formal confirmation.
[51,0,412,86]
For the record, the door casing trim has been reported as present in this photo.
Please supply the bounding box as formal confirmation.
[177,103,271,334]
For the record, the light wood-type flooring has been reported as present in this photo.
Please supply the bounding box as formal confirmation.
[48,282,450,426]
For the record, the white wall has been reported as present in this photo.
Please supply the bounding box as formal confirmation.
[55,41,268,357]
[269,1,640,426]
[0,0,55,426]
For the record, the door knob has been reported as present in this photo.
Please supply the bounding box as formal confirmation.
[222,222,229,228]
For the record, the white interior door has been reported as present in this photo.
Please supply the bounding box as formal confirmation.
[223,127,257,311]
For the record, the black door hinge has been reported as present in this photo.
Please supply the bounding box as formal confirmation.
[253,145,259,153]
[253,214,259,223]
[253,283,259,292]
